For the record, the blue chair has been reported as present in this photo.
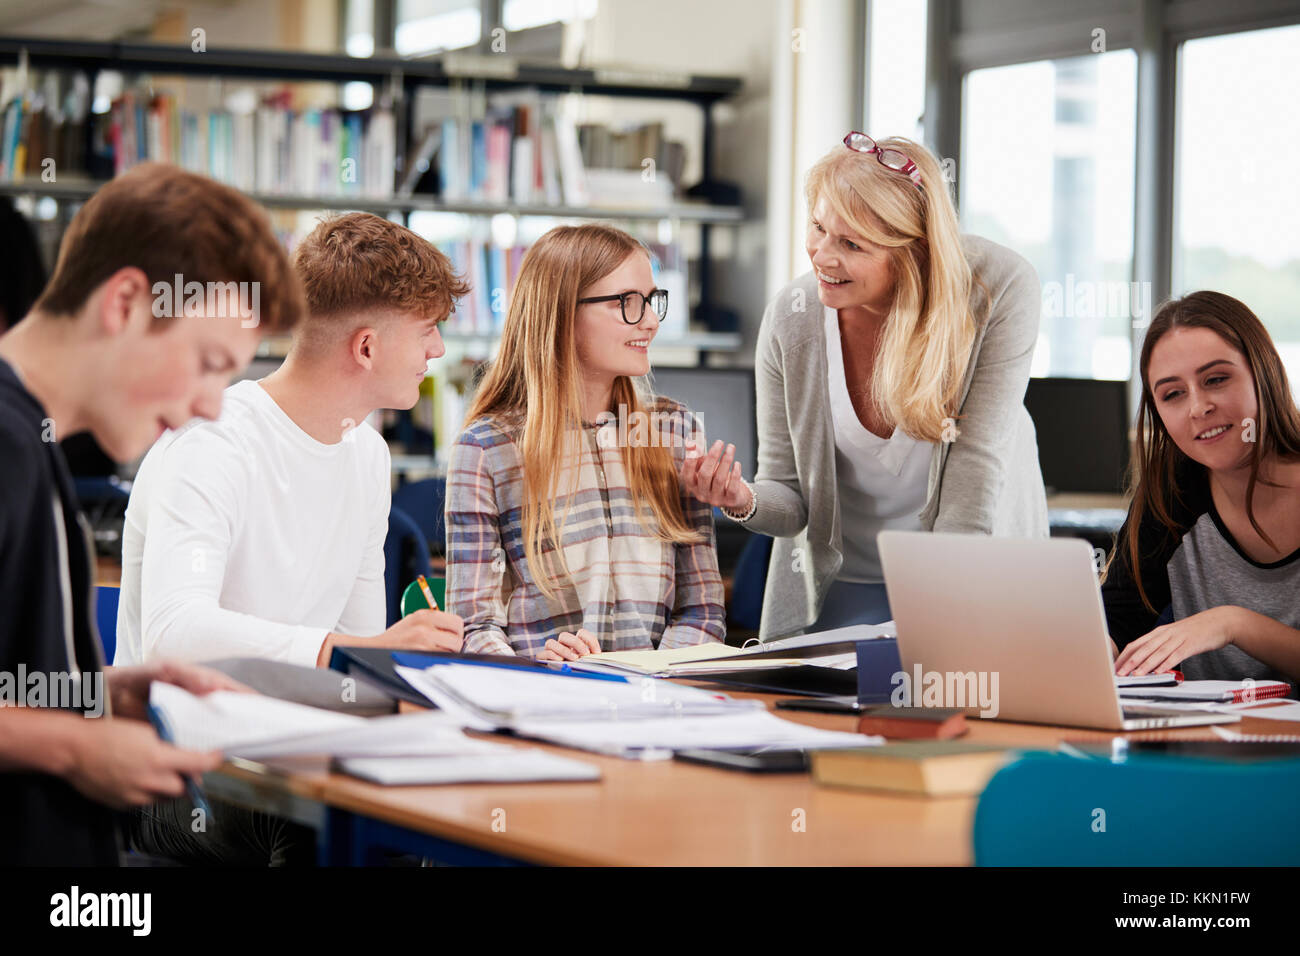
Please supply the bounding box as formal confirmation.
[392,478,447,556]
[384,505,433,626]
[95,585,120,664]
[974,751,1300,865]
[728,533,772,632]
[74,475,130,504]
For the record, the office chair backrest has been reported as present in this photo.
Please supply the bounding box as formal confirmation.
[391,478,447,556]
[95,585,120,664]
[728,533,772,632]
[384,506,433,627]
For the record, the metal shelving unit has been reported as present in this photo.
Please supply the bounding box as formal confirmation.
[0,179,743,223]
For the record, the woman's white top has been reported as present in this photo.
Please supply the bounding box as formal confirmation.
[824,306,933,582]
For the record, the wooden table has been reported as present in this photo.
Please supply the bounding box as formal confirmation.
[202,689,1300,866]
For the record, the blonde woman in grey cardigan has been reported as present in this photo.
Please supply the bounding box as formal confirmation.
[682,133,1048,641]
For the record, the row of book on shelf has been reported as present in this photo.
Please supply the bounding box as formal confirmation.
[405,87,688,208]
[2,70,692,210]
[0,83,397,197]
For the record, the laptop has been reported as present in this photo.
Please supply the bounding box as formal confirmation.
[876,531,1241,731]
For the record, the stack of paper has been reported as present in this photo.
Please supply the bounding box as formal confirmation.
[395,662,883,759]
[148,683,601,784]
[395,662,760,729]
[510,710,883,760]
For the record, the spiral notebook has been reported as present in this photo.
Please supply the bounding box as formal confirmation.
[1117,679,1292,704]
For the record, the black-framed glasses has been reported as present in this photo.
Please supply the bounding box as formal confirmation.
[577,288,669,325]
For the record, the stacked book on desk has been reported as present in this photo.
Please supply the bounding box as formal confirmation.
[812,742,1017,797]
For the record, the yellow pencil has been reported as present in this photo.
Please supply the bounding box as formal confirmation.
[416,574,439,610]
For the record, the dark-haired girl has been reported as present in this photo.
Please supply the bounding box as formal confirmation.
[1103,291,1300,685]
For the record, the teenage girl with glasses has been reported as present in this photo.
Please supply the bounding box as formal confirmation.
[683,133,1050,638]
[445,223,725,661]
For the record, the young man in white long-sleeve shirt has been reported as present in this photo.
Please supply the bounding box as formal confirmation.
[117,212,468,670]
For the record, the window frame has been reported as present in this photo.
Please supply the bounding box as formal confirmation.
[920,0,1300,413]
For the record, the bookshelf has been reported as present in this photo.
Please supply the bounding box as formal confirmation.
[0,38,743,101]
[0,36,749,354]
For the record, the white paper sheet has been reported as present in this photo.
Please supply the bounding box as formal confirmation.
[510,709,882,759]
[234,711,489,759]
[1212,699,1300,722]
[336,751,601,785]
[149,682,363,753]
[397,661,761,724]
[151,683,488,759]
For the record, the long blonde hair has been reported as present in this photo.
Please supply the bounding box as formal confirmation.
[464,223,702,597]
[805,136,984,442]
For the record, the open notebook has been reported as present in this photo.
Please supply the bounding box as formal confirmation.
[148,683,600,784]
[560,623,895,678]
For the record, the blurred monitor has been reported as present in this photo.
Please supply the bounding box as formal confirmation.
[647,368,757,478]
[1024,377,1130,495]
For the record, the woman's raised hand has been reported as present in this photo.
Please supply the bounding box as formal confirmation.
[680,439,753,513]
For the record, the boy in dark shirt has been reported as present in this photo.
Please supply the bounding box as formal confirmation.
[0,163,304,865]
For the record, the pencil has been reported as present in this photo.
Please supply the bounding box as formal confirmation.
[416,574,439,610]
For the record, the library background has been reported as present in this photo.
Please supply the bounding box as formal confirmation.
[2,0,1299,638]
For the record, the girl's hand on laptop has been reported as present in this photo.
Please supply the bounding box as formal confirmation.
[538,629,601,662]
[680,439,752,512]
[1114,606,1239,676]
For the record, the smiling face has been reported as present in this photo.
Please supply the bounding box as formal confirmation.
[805,195,896,316]
[364,310,446,410]
[1147,325,1258,473]
[90,280,263,461]
[575,251,660,381]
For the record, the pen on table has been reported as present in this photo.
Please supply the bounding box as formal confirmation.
[416,574,438,610]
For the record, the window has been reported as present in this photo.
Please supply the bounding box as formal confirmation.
[342,0,376,110]
[961,50,1137,380]
[866,0,927,141]
[396,0,482,56]
[1174,23,1300,381]
[503,0,598,33]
